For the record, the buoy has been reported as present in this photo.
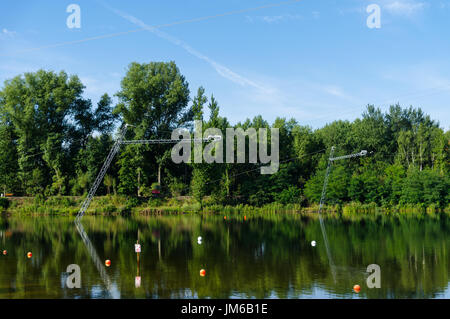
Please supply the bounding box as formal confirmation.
[200,269,206,277]
[353,285,361,293]
[224,216,227,220]
[197,236,202,242]
[27,252,32,258]
[105,259,111,267]
[244,216,247,221]
[311,241,316,247]
[2,250,7,255]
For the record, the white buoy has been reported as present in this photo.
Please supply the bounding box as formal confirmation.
[197,236,202,241]
[311,240,316,247]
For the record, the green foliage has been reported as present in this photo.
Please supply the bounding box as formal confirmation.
[383,163,406,204]
[70,171,89,196]
[148,197,163,207]
[0,126,19,195]
[0,197,10,209]
[33,194,46,205]
[0,66,448,209]
[191,168,208,209]
[168,178,185,197]
[273,186,302,205]
[125,197,140,209]
[0,69,116,196]
[104,174,114,195]
[304,169,326,203]
[400,168,449,207]
[151,182,161,190]
[114,61,192,194]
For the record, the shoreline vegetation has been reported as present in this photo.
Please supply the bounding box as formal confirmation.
[1,63,449,210]
[1,195,449,217]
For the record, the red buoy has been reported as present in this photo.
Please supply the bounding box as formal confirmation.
[105,259,111,267]
[353,285,361,293]
[2,250,7,255]
[200,269,206,277]
[27,252,32,258]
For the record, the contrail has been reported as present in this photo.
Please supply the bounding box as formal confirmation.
[2,0,302,56]
[107,5,266,90]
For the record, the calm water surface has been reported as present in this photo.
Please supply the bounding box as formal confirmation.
[0,213,449,299]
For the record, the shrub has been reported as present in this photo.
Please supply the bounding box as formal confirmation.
[34,194,46,205]
[273,186,302,205]
[126,197,140,208]
[0,197,10,210]
[168,178,186,197]
[148,198,163,207]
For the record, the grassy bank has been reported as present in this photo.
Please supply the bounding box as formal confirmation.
[1,195,449,217]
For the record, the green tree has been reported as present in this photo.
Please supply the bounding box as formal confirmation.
[114,62,192,194]
[191,168,208,209]
[400,167,449,206]
[383,163,406,205]
[0,70,115,195]
[104,175,114,195]
[0,125,19,195]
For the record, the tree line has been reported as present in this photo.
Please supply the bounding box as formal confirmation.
[0,61,449,207]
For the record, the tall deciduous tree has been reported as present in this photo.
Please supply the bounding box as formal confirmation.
[0,125,19,195]
[114,61,192,195]
[0,70,116,195]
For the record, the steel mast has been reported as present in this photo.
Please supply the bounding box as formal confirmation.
[76,124,219,220]
[317,146,368,283]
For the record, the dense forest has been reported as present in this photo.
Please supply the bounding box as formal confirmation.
[0,61,449,209]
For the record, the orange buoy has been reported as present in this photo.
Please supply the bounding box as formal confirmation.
[27,252,32,258]
[244,216,247,221]
[2,250,7,255]
[200,269,206,277]
[353,285,361,293]
[224,216,227,220]
[105,259,111,267]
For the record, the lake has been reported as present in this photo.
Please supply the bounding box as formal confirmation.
[0,212,449,299]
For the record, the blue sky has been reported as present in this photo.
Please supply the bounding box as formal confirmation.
[1,0,449,129]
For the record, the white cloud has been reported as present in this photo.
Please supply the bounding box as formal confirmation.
[323,85,353,100]
[383,0,427,17]
[262,15,285,23]
[104,4,272,94]
[1,28,17,38]
[246,14,303,24]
